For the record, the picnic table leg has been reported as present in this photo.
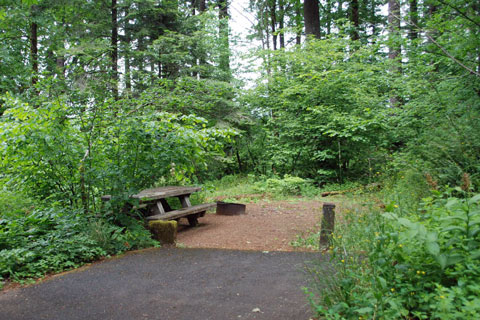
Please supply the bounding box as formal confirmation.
[187,213,199,227]
[179,195,191,208]
[160,198,172,212]
[179,195,199,227]
[151,202,166,216]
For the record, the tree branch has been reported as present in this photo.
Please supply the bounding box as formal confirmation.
[398,14,480,77]
[436,0,480,28]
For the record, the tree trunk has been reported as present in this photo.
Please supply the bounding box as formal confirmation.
[191,0,198,77]
[199,0,206,12]
[350,0,359,40]
[409,0,418,40]
[304,0,320,39]
[473,2,480,74]
[30,6,38,87]
[218,0,230,79]
[370,0,377,41]
[111,0,118,100]
[56,22,65,80]
[388,0,401,107]
[295,0,302,44]
[124,6,131,91]
[198,0,207,78]
[337,0,343,21]
[279,0,285,48]
[326,0,332,35]
[137,35,144,86]
[388,0,401,62]
[269,0,277,50]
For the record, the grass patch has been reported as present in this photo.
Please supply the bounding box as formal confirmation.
[205,174,327,202]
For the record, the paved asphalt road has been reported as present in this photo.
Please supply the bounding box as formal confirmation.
[0,248,322,320]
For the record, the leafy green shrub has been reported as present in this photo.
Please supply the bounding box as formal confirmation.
[0,207,157,281]
[0,189,34,218]
[381,165,432,213]
[253,175,316,196]
[306,192,480,319]
[0,208,104,280]
[244,37,389,182]
[266,176,307,195]
[204,174,261,199]
[0,94,235,212]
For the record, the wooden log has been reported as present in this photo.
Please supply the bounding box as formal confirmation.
[320,202,336,247]
[321,183,382,197]
[321,191,343,197]
[148,220,177,244]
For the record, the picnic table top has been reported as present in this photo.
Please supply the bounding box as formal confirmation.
[132,186,202,201]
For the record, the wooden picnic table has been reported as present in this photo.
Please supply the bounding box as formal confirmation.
[103,186,216,227]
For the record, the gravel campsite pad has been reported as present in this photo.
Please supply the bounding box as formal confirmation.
[177,199,323,251]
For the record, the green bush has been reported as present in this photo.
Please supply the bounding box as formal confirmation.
[0,94,235,212]
[265,176,308,195]
[306,192,480,319]
[254,174,318,196]
[253,175,316,196]
[0,207,157,282]
[244,38,388,182]
[0,189,34,218]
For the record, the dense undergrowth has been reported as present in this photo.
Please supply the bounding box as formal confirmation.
[0,192,158,288]
[204,173,361,201]
[303,187,480,319]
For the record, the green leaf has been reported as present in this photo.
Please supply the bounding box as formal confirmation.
[441,226,466,233]
[440,216,467,223]
[382,212,397,220]
[446,254,463,267]
[22,0,40,5]
[398,218,412,228]
[469,228,480,238]
[355,307,373,314]
[376,276,387,290]
[426,232,438,242]
[426,241,440,256]
[468,194,480,205]
[470,250,480,260]
[446,198,459,209]
[436,254,447,269]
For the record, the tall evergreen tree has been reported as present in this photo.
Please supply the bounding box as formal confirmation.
[304,0,320,38]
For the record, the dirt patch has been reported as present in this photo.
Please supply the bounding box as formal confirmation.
[176,199,323,251]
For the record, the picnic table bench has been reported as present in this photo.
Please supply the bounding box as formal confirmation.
[102,186,216,227]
